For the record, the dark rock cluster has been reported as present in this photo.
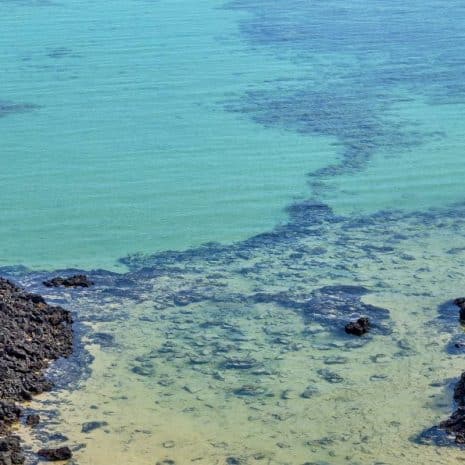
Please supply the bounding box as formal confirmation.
[0,278,74,463]
[43,274,94,288]
[345,317,370,336]
[434,299,465,444]
[438,369,465,444]
[0,435,23,465]
[37,446,73,461]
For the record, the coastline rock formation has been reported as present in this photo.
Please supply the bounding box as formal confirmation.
[0,278,73,463]
[439,372,465,444]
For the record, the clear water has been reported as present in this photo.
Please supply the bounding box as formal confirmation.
[2,0,465,464]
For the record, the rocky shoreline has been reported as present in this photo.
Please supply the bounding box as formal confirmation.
[0,278,74,464]
[434,298,465,445]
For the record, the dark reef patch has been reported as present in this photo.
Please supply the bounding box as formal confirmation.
[46,47,73,59]
[0,101,40,119]
[222,0,464,198]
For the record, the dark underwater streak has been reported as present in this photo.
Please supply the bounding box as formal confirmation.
[0,101,40,118]
[222,0,465,192]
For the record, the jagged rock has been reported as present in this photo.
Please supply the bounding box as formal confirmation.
[43,274,93,288]
[0,402,21,434]
[37,446,72,461]
[0,435,24,465]
[25,414,40,427]
[440,407,465,444]
[345,317,370,336]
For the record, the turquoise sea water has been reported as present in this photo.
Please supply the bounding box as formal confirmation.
[2,0,465,464]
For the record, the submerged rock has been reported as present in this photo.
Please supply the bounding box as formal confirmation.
[233,385,268,397]
[37,446,72,461]
[81,421,108,433]
[221,358,257,370]
[25,414,40,428]
[301,386,319,399]
[317,369,344,384]
[345,317,370,336]
[43,274,94,288]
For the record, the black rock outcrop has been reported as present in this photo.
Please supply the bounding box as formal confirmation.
[345,317,370,336]
[43,274,94,288]
[439,372,465,444]
[0,278,74,463]
[37,446,73,461]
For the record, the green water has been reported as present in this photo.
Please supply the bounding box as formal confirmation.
[0,0,338,270]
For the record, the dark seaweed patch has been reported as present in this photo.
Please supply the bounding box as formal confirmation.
[222,0,464,195]
[0,101,40,118]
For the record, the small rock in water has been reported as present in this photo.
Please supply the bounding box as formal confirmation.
[26,414,40,427]
[132,364,154,377]
[323,356,348,365]
[43,274,93,288]
[226,457,242,465]
[281,389,295,400]
[233,385,266,397]
[81,421,108,433]
[48,433,69,442]
[317,369,344,384]
[301,385,319,399]
[37,446,73,461]
[221,358,256,370]
[345,317,370,336]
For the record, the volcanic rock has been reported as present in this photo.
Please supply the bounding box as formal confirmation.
[344,317,370,336]
[37,446,72,461]
[43,274,93,288]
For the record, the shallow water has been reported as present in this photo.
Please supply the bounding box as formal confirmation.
[2,0,465,464]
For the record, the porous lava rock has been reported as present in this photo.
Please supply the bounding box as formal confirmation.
[43,274,93,288]
[344,317,370,336]
[37,446,73,461]
[0,278,73,463]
